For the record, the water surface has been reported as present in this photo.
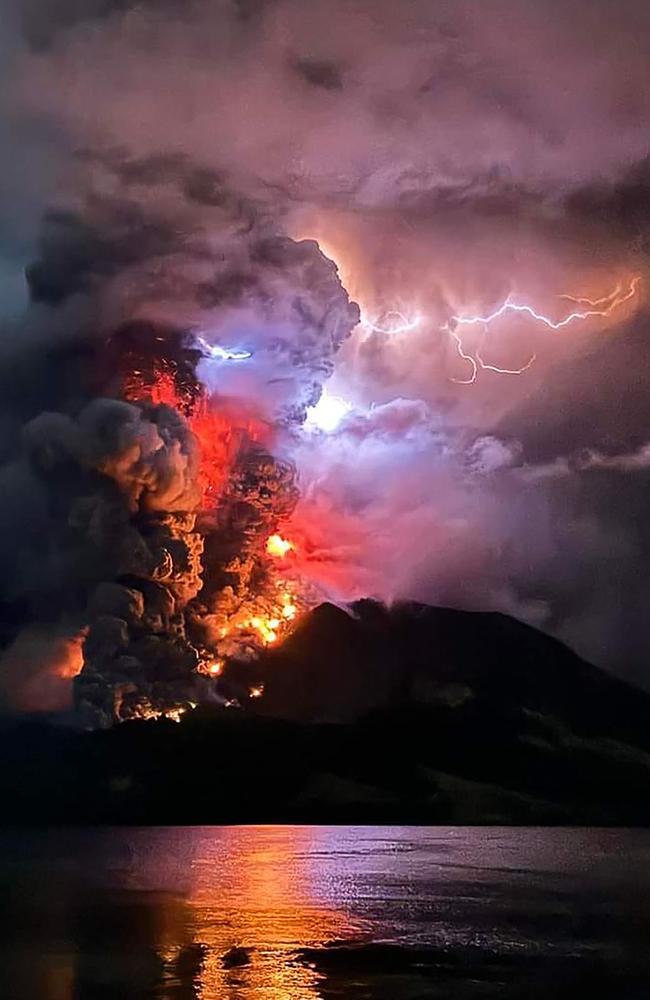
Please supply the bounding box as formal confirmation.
[1,826,649,998]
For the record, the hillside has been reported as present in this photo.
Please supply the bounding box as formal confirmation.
[2,601,650,824]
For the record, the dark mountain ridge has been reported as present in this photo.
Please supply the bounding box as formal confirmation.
[257,600,650,746]
[2,600,649,824]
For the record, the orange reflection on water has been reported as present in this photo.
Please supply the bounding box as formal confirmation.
[180,826,350,999]
[1,827,359,1000]
[105,826,355,999]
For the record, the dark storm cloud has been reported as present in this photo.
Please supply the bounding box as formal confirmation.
[17,0,179,50]
[566,157,650,251]
[496,308,650,461]
[293,57,343,91]
[26,205,179,304]
[10,0,650,210]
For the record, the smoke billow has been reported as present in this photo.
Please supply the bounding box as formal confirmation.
[0,627,85,712]
[0,226,358,723]
[1,0,650,717]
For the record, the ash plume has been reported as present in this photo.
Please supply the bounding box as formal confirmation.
[0,134,358,721]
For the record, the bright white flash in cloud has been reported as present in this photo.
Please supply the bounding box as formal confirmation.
[361,311,422,334]
[305,389,353,432]
[195,335,252,361]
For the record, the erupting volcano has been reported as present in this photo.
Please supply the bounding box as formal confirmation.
[2,0,650,729]
[0,218,356,726]
[56,236,358,727]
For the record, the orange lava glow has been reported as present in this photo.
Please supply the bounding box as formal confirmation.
[248,615,281,645]
[134,704,192,723]
[246,589,301,646]
[190,398,248,506]
[277,501,377,599]
[212,583,306,662]
[58,632,86,679]
[200,658,224,677]
[2,629,87,713]
[131,367,182,409]
[266,533,295,558]
[125,367,270,507]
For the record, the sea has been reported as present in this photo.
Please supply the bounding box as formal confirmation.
[0,826,648,999]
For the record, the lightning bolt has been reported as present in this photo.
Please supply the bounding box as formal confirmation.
[446,328,537,385]
[195,335,252,361]
[446,275,640,384]
[447,327,478,385]
[559,283,625,307]
[450,276,640,333]
[361,310,422,334]
[475,343,537,377]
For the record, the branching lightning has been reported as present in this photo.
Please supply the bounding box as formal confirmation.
[447,327,478,386]
[559,283,629,307]
[447,327,537,385]
[450,276,640,333]
[195,335,252,361]
[355,275,639,385]
[361,310,422,334]
[445,275,640,384]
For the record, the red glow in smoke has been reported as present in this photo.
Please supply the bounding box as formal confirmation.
[190,397,253,507]
[126,367,271,507]
[280,500,377,599]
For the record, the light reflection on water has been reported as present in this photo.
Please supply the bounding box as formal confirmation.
[2,826,359,1000]
[172,826,357,998]
[1,826,650,1000]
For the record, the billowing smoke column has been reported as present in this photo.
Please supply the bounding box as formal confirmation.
[0,201,358,723]
[79,236,357,725]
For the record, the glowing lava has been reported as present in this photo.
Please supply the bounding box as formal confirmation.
[281,595,297,620]
[214,583,305,661]
[248,615,280,645]
[266,534,295,558]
